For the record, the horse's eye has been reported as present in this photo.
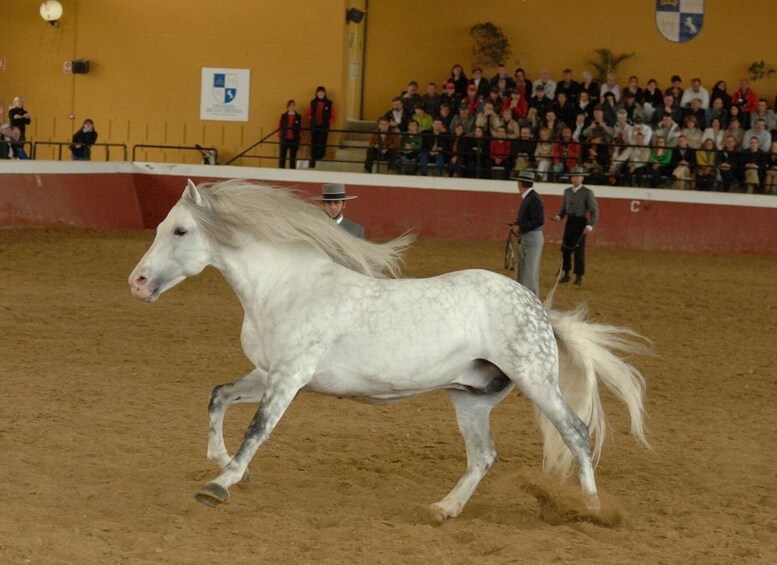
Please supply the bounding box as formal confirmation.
[173,227,188,237]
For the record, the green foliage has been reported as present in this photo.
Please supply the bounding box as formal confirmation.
[747,60,777,81]
[469,22,512,71]
[584,48,635,82]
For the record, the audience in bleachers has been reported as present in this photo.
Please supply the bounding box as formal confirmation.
[363,64,777,193]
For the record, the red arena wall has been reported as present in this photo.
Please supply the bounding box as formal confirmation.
[1,162,776,256]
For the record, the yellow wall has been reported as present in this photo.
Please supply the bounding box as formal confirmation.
[2,1,776,163]
[0,0,350,163]
[363,0,777,119]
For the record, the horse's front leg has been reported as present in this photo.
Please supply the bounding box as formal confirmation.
[207,368,268,470]
[195,365,312,508]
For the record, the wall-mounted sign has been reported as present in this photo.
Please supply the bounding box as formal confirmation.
[656,0,704,43]
[200,67,250,122]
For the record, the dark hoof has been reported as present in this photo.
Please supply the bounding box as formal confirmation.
[237,470,251,487]
[194,482,229,508]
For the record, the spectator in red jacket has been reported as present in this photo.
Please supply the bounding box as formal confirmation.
[507,89,529,122]
[489,126,512,179]
[732,78,759,127]
[552,126,580,177]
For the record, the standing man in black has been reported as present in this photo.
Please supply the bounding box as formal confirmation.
[553,166,599,287]
[513,170,544,296]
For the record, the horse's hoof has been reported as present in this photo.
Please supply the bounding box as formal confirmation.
[428,503,449,524]
[194,483,229,508]
[585,493,602,513]
[237,470,251,487]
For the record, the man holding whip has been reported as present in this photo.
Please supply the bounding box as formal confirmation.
[512,170,545,297]
[552,166,599,287]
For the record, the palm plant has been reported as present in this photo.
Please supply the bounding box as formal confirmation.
[585,48,635,82]
[747,60,777,81]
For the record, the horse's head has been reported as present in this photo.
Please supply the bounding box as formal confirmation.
[128,180,211,302]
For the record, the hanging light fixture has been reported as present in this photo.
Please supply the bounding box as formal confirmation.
[40,1,63,27]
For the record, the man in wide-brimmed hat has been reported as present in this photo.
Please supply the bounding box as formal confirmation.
[512,170,544,296]
[313,183,365,239]
[552,166,599,287]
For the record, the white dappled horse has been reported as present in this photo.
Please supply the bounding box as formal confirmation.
[128,179,648,520]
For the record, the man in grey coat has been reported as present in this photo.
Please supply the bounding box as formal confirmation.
[512,170,544,297]
[552,166,599,287]
[314,183,365,239]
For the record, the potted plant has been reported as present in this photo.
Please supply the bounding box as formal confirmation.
[585,48,635,82]
[469,22,512,71]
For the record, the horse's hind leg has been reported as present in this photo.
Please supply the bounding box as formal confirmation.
[431,385,511,521]
[521,384,600,511]
[207,368,268,470]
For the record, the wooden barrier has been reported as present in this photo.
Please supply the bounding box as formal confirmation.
[1,161,776,256]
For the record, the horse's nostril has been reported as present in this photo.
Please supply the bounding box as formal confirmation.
[132,275,147,288]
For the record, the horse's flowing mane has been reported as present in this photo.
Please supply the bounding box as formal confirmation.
[182,179,414,278]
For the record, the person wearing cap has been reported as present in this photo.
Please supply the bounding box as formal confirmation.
[552,166,599,287]
[449,103,476,137]
[314,183,365,239]
[529,84,553,123]
[469,67,491,99]
[463,83,482,115]
[532,68,557,100]
[440,81,461,115]
[512,170,544,296]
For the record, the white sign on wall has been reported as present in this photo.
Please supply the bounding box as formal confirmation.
[200,67,250,121]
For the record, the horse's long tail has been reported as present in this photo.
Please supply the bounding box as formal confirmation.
[540,305,650,477]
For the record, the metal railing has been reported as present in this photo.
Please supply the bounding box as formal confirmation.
[32,141,128,161]
[226,128,280,165]
[132,144,218,164]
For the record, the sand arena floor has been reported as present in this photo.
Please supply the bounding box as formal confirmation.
[1,228,776,564]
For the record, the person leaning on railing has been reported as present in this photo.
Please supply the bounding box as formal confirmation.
[695,138,719,191]
[646,136,673,188]
[764,141,777,195]
[717,135,744,192]
[70,119,98,161]
[363,117,399,174]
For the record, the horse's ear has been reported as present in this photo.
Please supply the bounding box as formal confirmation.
[185,179,204,206]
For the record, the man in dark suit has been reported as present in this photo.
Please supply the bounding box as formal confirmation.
[314,183,365,239]
[552,166,599,287]
[513,170,544,296]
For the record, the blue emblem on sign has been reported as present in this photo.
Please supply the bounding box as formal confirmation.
[656,0,704,43]
[213,73,238,104]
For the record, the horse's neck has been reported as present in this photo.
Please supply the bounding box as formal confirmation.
[212,239,328,310]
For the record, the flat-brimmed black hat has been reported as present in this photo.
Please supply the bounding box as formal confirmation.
[313,183,358,201]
